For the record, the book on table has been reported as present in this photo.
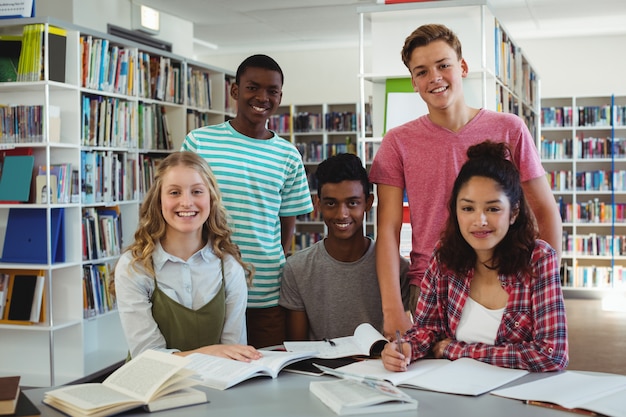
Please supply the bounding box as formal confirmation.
[317,357,528,396]
[283,323,387,359]
[491,370,626,417]
[184,350,317,390]
[43,350,207,417]
[310,377,418,415]
[0,376,20,415]
[9,392,40,417]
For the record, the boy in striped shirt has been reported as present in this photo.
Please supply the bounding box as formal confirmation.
[182,54,313,348]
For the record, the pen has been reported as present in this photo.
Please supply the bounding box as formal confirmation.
[525,400,597,416]
[324,338,336,347]
[395,330,403,355]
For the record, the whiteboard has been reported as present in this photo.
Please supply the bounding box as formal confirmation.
[385,92,429,131]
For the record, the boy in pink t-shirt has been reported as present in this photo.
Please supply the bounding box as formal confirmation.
[369,24,562,339]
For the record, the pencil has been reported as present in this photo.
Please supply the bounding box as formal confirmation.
[395,330,403,355]
[525,400,597,416]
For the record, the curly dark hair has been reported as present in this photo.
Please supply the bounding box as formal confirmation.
[437,141,537,276]
[315,153,370,199]
[236,54,283,85]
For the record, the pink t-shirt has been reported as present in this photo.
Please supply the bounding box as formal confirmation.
[369,109,545,286]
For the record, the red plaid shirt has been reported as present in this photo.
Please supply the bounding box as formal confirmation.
[406,240,568,372]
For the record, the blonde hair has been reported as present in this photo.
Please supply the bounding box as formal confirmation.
[127,151,253,283]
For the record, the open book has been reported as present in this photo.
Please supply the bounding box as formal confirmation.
[43,350,207,417]
[283,323,387,359]
[491,371,626,417]
[310,378,417,415]
[185,350,317,390]
[318,357,528,396]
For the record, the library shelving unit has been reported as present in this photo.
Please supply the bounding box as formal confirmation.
[277,103,367,251]
[356,0,540,240]
[0,17,233,387]
[541,95,626,296]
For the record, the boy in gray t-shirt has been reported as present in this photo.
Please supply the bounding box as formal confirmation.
[279,153,409,341]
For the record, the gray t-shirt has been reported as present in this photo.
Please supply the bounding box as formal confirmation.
[279,238,410,340]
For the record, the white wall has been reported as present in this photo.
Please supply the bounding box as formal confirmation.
[518,35,626,98]
[36,0,194,57]
[199,48,361,105]
[200,34,626,107]
[35,1,626,103]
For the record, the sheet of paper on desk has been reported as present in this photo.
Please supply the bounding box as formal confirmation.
[491,371,626,417]
[283,323,386,359]
[321,357,528,396]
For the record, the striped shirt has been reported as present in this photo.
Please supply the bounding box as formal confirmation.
[406,239,569,372]
[182,121,313,308]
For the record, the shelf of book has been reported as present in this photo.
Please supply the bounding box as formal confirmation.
[278,102,370,252]
[541,95,626,294]
[0,17,234,387]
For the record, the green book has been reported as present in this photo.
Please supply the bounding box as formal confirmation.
[0,155,35,202]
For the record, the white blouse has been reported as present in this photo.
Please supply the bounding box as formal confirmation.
[115,241,248,358]
[455,297,505,345]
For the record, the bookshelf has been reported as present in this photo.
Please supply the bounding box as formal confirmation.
[356,0,540,241]
[541,95,626,295]
[271,103,370,252]
[0,17,234,387]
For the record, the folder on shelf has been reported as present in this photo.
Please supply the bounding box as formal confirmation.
[0,155,35,203]
[1,208,65,264]
[48,26,67,83]
[0,270,46,325]
[6,275,38,321]
[0,35,21,82]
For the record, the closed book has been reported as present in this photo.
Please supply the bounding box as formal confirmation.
[309,378,417,415]
[0,376,20,415]
[11,392,40,417]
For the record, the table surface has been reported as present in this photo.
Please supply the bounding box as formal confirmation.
[24,370,580,417]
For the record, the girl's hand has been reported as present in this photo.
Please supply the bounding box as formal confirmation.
[177,344,262,362]
[381,340,411,372]
[433,338,452,359]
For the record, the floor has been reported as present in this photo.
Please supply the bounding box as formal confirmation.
[564,298,626,375]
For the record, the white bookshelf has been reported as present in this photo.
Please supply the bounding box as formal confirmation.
[541,95,626,295]
[0,17,233,387]
[269,102,369,252]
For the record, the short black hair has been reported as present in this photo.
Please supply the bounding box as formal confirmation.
[315,153,370,198]
[236,54,284,85]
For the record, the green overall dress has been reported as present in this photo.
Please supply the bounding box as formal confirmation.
[150,260,226,351]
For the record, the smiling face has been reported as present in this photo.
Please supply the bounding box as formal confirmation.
[408,39,468,111]
[317,180,373,242]
[456,176,518,263]
[160,165,211,240]
[230,67,283,134]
